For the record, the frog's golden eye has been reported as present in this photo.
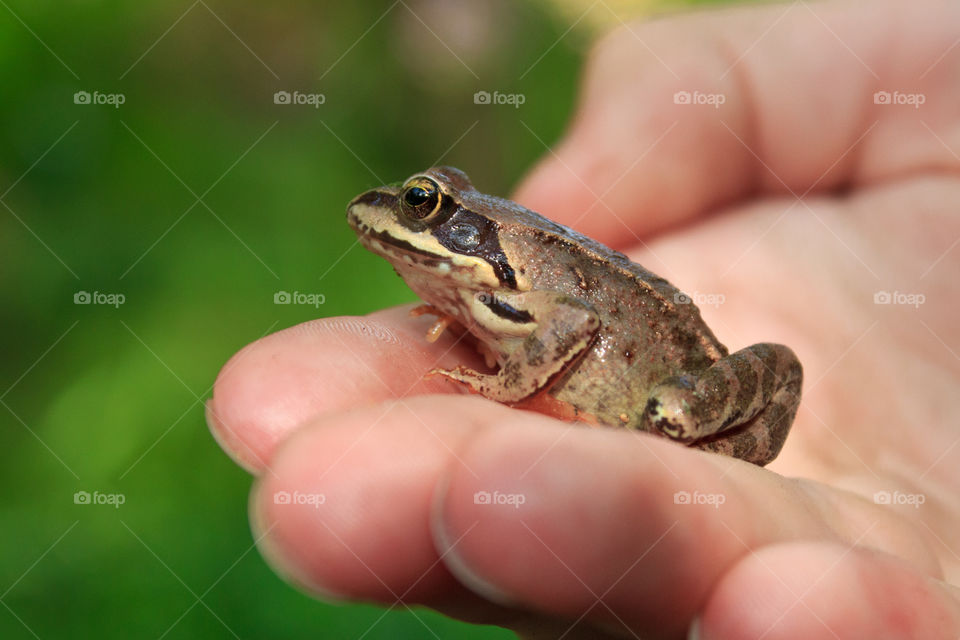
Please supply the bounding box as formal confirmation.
[400,178,442,220]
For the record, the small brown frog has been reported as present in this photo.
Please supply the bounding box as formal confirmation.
[347,167,802,465]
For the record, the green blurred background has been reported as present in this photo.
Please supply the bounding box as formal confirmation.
[0,1,718,637]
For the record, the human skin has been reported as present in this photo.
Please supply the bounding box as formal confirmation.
[207,1,960,637]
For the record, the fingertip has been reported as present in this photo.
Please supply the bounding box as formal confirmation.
[249,472,350,602]
[209,311,475,473]
[209,319,342,473]
[206,397,262,474]
[247,396,501,604]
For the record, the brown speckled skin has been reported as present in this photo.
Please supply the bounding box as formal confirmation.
[347,167,802,466]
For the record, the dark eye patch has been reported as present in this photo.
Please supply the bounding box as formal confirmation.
[432,209,517,289]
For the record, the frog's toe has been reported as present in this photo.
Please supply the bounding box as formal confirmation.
[427,366,488,394]
[426,366,472,382]
[643,387,698,443]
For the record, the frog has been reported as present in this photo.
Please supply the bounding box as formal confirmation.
[346,166,803,466]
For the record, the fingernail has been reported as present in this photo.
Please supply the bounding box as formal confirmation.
[430,475,518,607]
[249,479,349,602]
[687,616,712,640]
[205,398,258,474]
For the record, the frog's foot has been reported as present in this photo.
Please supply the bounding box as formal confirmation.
[427,294,600,404]
[410,304,461,343]
[643,343,802,466]
[427,366,502,399]
[409,304,440,318]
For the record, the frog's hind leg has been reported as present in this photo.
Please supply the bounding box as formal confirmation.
[692,394,801,466]
[642,343,802,466]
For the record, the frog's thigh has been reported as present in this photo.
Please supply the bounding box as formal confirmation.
[645,343,802,465]
[693,413,793,466]
[430,294,599,404]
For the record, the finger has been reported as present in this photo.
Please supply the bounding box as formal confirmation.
[432,417,941,638]
[248,392,941,634]
[513,0,960,245]
[207,306,482,473]
[695,542,960,640]
[248,395,484,603]
[248,394,583,633]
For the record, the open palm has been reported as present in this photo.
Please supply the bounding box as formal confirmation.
[209,1,960,637]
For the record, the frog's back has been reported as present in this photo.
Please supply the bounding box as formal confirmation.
[556,239,727,366]
[507,214,726,359]
[508,217,728,426]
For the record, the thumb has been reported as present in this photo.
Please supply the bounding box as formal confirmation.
[511,16,752,246]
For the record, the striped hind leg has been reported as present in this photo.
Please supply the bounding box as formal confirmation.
[642,343,802,465]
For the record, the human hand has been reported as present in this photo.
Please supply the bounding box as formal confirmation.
[208,1,960,637]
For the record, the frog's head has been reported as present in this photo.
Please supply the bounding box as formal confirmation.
[347,166,527,292]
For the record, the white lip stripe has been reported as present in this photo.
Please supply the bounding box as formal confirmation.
[350,201,502,288]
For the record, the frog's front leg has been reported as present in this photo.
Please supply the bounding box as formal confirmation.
[428,293,600,403]
[643,343,802,465]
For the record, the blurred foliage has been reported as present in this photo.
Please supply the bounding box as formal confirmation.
[0,0,722,637]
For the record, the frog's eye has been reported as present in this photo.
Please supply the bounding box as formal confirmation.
[400,178,442,221]
[448,222,480,250]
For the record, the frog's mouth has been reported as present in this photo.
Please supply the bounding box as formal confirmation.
[349,211,453,270]
[351,218,447,262]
